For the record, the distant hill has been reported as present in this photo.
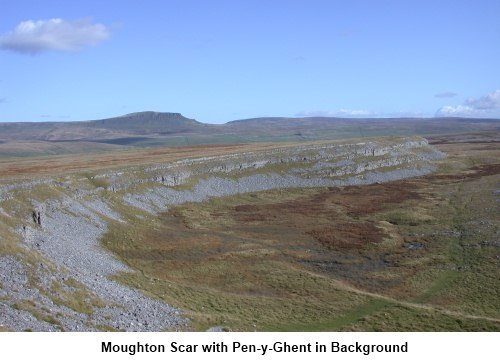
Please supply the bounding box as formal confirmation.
[0,112,498,157]
[225,116,500,139]
[0,112,215,142]
[86,112,211,134]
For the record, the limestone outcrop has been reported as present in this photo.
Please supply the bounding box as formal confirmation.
[0,136,445,331]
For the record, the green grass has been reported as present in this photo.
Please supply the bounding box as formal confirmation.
[102,162,500,331]
[0,179,111,328]
[347,304,499,331]
[413,270,460,304]
[101,142,500,331]
[269,300,391,332]
[2,135,499,331]
[47,277,107,315]
[13,300,64,330]
[112,266,374,332]
[85,175,111,189]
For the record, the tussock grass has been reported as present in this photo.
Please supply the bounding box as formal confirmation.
[113,267,374,332]
[382,208,434,226]
[13,300,64,330]
[347,304,499,332]
[2,135,498,331]
[48,278,106,315]
[101,139,500,331]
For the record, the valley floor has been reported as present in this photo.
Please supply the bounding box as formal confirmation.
[0,135,498,331]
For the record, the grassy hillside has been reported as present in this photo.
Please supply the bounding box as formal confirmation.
[100,137,499,331]
[0,113,498,158]
[0,131,498,331]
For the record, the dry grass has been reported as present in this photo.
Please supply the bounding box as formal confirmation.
[47,277,107,315]
[12,300,64,331]
[102,137,500,330]
[2,134,499,331]
[0,139,370,180]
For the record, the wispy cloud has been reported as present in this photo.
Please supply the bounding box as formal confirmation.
[435,90,500,117]
[0,18,111,54]
[434,92,457,98]
[336,109,373,117]
[464,90,500,110]
[0,98,6,103]
[435,105,476,117]
[295,109,427,118]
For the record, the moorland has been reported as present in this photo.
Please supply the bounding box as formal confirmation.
[0,113,498,331]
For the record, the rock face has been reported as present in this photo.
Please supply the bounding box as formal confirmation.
[0,136,445,331]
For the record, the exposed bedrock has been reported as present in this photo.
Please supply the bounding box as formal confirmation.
[0,136,445,331]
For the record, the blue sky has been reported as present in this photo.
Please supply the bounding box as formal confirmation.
[1,0,499,123]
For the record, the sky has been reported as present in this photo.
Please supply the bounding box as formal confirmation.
[0,0,499,124]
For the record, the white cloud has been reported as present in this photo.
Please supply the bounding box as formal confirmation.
[465,90,500,110]
[435,105,476,117]
[295,109,428,118]
[435,90,500,117]
[337,109,373,116]
[0,18,110,54]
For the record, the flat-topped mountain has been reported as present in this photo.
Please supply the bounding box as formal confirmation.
[0,112,213,142]
[87,111,208,133]
[0,112,498,157]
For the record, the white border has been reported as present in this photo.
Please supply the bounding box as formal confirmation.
[2,332,497,361]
